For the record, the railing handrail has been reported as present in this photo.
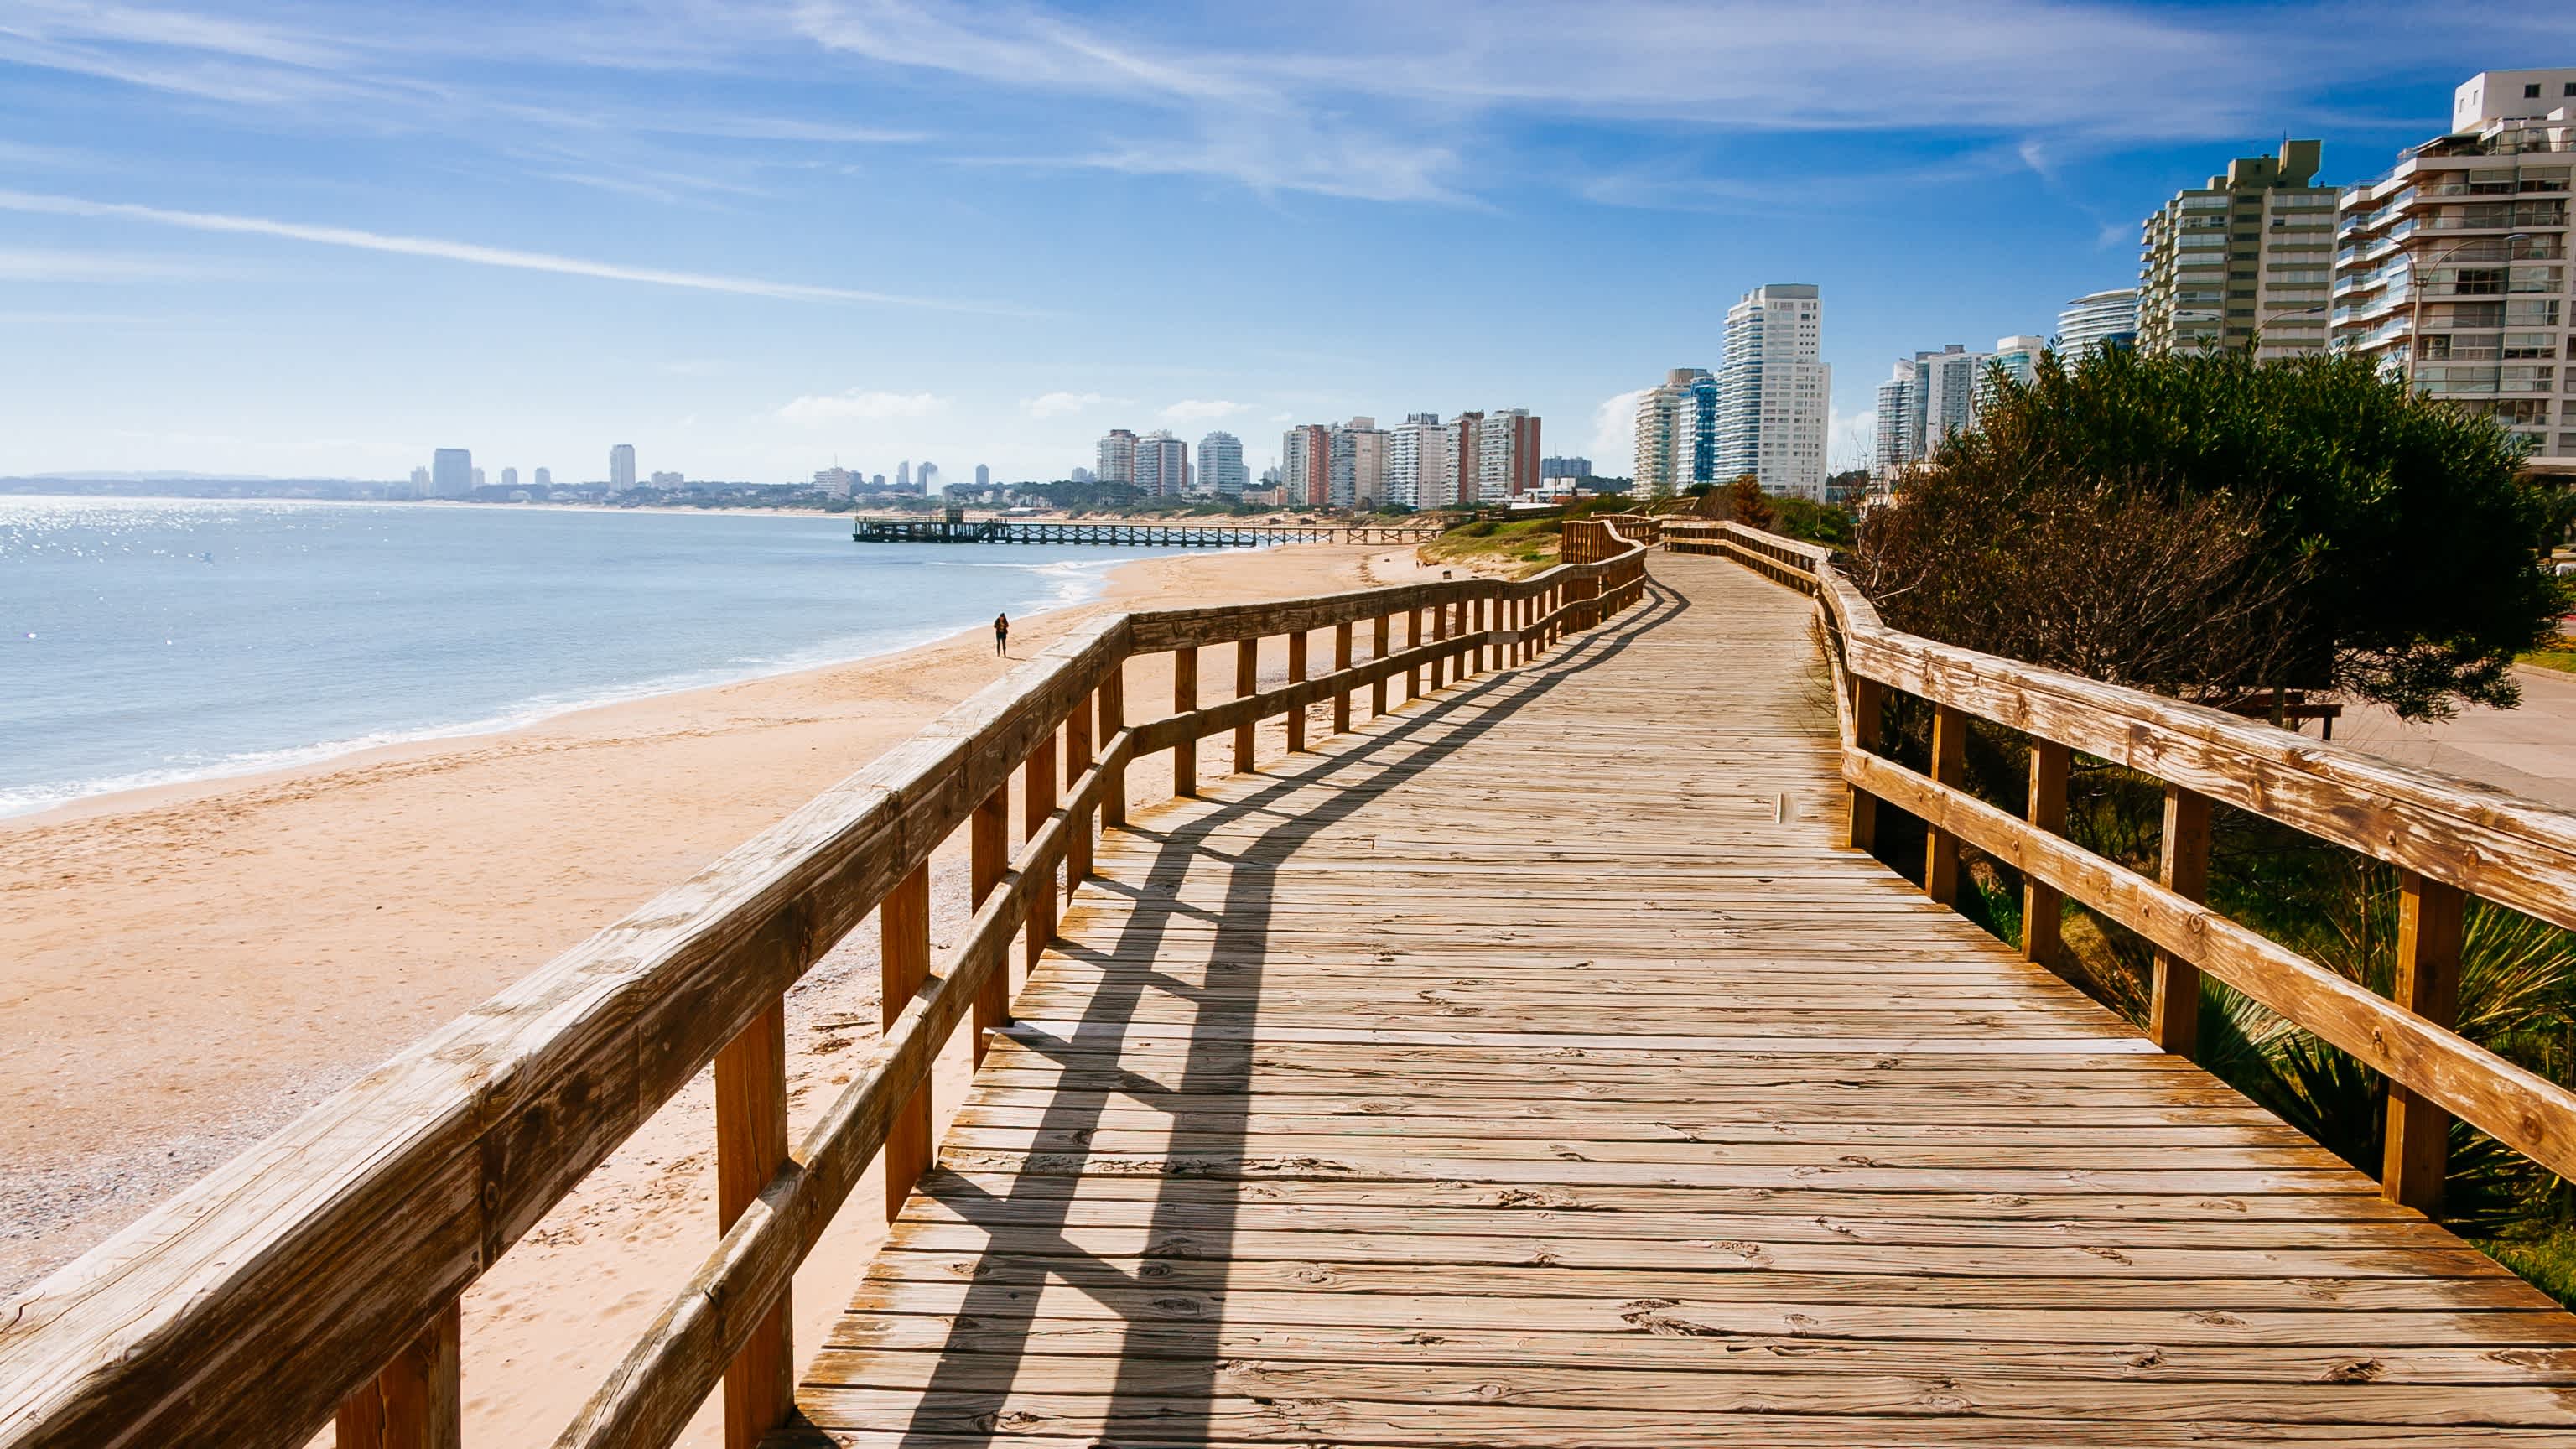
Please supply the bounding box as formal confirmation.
[1677,519,2576,1208]
[0,536,1653,1449]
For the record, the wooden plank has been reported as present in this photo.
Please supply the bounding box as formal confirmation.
[1925,702,1968,904]
[1233,637,1258,773]
[1097,663,1125,830]
[2385,872,2467,1213]
[1371,614,1389,718]
[1286,631,1308,753]
[1021,735,1056,987]
[1332,622,1352,735]
[332,1301,459,1449]
[1063,688,1093,897]
[1172,645,1197,797]
[2025,738,2069,973]
[969,787,1007,1065]
[878,866,931,1222]
[2151,784,2211,1059]
[713,1000,790,1449]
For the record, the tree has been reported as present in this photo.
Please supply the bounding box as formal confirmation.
[1852,345,2561,719]
[1727,475,1774,530]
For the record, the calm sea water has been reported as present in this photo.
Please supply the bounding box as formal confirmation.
[0,497,1192,818]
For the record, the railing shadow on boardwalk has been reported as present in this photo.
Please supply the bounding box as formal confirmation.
[865,577,1693,1443]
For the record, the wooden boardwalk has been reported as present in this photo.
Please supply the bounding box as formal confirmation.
[795,553,2576,1446]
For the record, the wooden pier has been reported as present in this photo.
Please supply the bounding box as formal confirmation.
[10,519,2576,1448]
[853,516,1447,547]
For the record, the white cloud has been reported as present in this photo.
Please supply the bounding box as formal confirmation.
[1829,408,1877,472]
[0,247,207,281]
[0,189,1016,312]
[1588,389,1645,479]
[777,389,948,423]
[1160,398,1251,423]
[1023,390,1113,418]
[1268,411,1294,423]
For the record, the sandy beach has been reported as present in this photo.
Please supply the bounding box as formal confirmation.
[0,540,1441,1445]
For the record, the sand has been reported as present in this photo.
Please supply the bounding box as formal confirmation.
[0,540,1444,1445]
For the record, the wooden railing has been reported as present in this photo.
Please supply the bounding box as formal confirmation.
[0,534,1650,1449]
[1679,518,2576,1215]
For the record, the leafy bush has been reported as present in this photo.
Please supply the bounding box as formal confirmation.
[1855,345,2561,719]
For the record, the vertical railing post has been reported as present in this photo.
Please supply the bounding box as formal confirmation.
[1172,646,1198,797]
[1233,637,1258,773]
[2150,785,2212,1058]
[2023,740,2070,972]
[715,997,792,1447]
[1372,615,1391,717]
[1098,664,1126,831]
[1066,689,1094,898]
[2384,871,2467,1213]
[971,786,1008,1063]
[1025,729,1058,981]
[1431,599,1451,690]
[880,865,932,1219]
[336,1300,460,1449]
[1405,607,1424,702]
[1924,704,1968,904]
[1332,622,1353,735]
[1286,631,1309,751]
[1846,677,1883,853]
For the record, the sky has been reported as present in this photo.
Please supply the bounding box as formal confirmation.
[3,2,2573,486]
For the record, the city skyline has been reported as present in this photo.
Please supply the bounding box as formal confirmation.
[3,3,2573,482]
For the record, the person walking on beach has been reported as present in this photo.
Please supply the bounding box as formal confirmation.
[994,611,1010,657]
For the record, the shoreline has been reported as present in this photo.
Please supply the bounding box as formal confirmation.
[0,538,1434,1446]
[0,540,1196,831]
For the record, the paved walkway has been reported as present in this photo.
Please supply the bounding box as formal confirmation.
[790,553,2576,1446]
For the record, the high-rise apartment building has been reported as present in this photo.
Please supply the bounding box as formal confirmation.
[1872,345,1985,475]
[1197,431,1248,497]
[1872,364,1915,479]
[2057,289,2140,355]
[472,467,486,489]
[1540,455,1592,480]
[2138,141,2339,357]
[500,466,519,490]
[1328,417,1388,509]
[1716,284,1830,498]
[1135,431,1189,496]
[1094,429,1137,486]
[406,465,430,498]
[434,448,473,498]
[2334,70,2575,465]
[1385,413,1455,510]
[975,464,991,488]
[896,460,912,491]
[1280,424,1329,508]
[609,444,636,491]
[1632,367,1718,497]
[1979,335,2049,413]
[1474,408,1540,501]
[917,461,940,493]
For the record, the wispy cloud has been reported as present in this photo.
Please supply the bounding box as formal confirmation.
[1160,398,1252,423]
[778,389,949,422]
[0,247,209,281]
[1022,390,1114,418]
[0,189,1015,312]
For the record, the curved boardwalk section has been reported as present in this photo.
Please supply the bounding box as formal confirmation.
[792,552,2576,1446]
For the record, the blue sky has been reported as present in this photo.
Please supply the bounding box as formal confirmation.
[3,1,2572,484]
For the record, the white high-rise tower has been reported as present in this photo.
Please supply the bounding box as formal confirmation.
[1714,283,1830,500]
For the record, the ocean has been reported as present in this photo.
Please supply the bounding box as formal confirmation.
[0,496,1192,818]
